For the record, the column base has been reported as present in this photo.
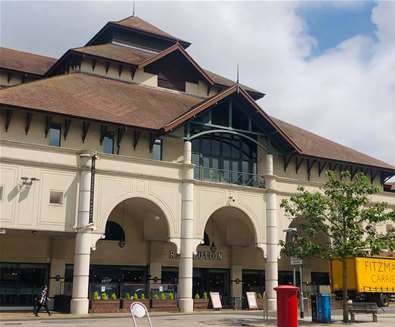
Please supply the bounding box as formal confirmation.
[179,298,194,313]
[70,298,89,314]
[266,298,277,313]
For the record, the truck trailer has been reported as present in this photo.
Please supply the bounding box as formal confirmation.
[331,257,395,307]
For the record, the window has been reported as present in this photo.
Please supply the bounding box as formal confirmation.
[192,133,258,186]
[102,132,114,154]
[104,221,125,242]
[48,123,61,147]
[0,186,3,201]
[49,191,63,205]
[152,139,162,160]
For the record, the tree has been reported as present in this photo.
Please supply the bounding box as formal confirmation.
[280,171,395,322]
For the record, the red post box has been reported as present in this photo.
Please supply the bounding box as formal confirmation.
[274,285,299,327]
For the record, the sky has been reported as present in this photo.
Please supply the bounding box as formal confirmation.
[1,0,395,169]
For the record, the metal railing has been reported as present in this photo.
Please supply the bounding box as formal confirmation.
[193,165,265,188]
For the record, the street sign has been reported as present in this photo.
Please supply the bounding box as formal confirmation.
[290,257,303,266]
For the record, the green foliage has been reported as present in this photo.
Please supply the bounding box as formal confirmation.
[161,292,166,300]
[124,292,131,300]
[140,293,145,300]
[194,293,200,299]
[203,292,208,300]
[280,171,395,322]
[280,171,395,259]
[111,293,117,300]
[93,291,100,300]
[101,292,108,300]
[169,292,174,300]
[153,294,159,300]
[133,293,138,300]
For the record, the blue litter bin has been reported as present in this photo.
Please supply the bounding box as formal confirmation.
[317,294,331,323]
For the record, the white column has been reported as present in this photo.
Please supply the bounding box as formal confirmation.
[70,152,94,315]
[265,153,279,312]
[178,141,194,313]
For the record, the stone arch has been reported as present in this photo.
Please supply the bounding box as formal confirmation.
[99,192,177,244]
[197,204,261,249]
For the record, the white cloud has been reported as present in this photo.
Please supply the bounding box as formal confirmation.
[1,1,395,168]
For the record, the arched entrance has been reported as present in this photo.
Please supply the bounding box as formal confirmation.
[87,197,176,300]
[194,206,264,308]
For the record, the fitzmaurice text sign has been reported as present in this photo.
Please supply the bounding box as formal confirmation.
[169,250,223,261]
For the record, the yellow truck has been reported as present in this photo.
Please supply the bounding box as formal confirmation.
[331,257,395,307]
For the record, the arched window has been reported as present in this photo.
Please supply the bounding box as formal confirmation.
[104,221,125,242]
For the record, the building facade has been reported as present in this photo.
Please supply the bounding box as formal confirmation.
[0,15,394,314]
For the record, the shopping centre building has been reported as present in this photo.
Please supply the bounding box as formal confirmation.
[0,15,394,314]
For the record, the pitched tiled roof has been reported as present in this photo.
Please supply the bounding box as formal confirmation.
[0,72,202,130]
[204,69,264,98]
[72,43,153,66]
[114,16,182,42]
[273,118,395,170]
[0,47,56,76]
[56,43,264,98]
[0,72,393,171]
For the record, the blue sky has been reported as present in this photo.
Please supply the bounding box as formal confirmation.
[298,1,377,57]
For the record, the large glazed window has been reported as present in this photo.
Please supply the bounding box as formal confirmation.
[192,133,258,186]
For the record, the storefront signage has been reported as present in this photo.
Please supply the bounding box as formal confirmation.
[210,292,222,309]
[246,292,258,309]
[169,250,223,261]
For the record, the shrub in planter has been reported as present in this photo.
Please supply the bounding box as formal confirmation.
[121,292,150,312]
[90,292,120,313]
[150,292,178,312]
[194,292,210,310]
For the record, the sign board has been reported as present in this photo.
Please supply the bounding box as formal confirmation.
[210,292,222,309]
[290,257,303,266]
[101,286,106,292]
[246,292,258,309]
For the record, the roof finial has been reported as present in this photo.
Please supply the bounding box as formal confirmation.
[132,0,136,16]
[236,63,240,93]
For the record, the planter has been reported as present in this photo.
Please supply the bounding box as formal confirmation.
[193,299,210,310]
[121,299,150,312]
[150,299,178,312]
[89,300,120,313]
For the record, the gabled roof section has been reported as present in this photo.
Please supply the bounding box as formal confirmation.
[163,84,301,152]
[0,72,202,130]
[272,118,395,171]
[86,15,191,49]
[204,69,265,100]
[73,43,153,66]
[139,43,215,86]
[0,47,56,76]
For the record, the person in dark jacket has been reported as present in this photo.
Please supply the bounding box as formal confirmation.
[34,285,51,316]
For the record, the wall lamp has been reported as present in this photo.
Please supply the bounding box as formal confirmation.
[21,177,40,186]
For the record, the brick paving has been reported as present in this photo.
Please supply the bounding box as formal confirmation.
[1,308,395,327]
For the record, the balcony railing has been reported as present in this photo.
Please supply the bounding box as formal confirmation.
[193,166,265,188]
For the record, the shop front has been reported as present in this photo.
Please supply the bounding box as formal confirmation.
[0,263,49,309]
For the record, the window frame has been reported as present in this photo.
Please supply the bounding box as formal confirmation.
[48,122,61,147]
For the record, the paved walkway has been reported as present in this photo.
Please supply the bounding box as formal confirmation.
[1,310,395,327]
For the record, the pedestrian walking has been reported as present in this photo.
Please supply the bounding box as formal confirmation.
[34,285,51,316]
